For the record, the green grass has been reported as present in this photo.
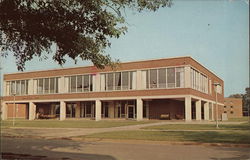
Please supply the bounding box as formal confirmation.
[83,130,250,144]
[142,123,250,130]
[0,119,155,128]
[227,117,249,122]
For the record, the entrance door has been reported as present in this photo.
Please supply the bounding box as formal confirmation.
[128,105,135,119]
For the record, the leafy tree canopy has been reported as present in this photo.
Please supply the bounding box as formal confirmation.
[0,0,172,71]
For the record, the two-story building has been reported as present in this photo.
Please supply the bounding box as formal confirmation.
[1,56,224,121]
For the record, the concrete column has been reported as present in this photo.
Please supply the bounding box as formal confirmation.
[94,73,101,92]
[95,100,101,121]
[184,66,191,88]
[195,100,201,121]
[136,98,143,121]
[136,70,142,90]
[211,102,215,121]
[204,102,209,120]
[29,102,36,120]
[1,103,8,120]
[185,96,192,121]
[60,101,66,120]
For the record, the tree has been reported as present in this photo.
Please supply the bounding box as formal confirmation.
[228,94,244,98]
[0,0,172,71]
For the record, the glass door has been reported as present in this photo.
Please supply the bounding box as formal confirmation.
[127,105,135,119]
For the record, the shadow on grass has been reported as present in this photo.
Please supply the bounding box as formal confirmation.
[2,137,117,160]
[174,131,250,144]
[219,123,250,130]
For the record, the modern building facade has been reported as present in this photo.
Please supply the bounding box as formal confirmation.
[1,56,224,121]
[222,98,243,118]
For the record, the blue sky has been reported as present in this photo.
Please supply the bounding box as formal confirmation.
[1,0,249,97]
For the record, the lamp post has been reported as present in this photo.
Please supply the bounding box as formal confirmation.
[213,82,220,129]
[12,93,16,127]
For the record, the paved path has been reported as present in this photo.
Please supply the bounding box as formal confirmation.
[2,137,250,160]
[1,121,246,139]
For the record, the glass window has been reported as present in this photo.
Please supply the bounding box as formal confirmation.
[150,69,157,88]
[100,74,106,91]
[107,73,113,91]
[90,75,93,91]
[21,80,26,95]
[83,75,89,91]
[70,76,76,92]
[176,67,184,87]
[16,80,20,95]
[55,78,59,93]
[49,78,55,93]
[44,78,49,94]
[129,72,134,89]
[38,79,43,94]
[167,68,175,88]
[146,70,149,89]
[158,68,166,88]
[122,72,129,90]
[26,80,29,94]
[115,72,121,90]
[11,81,15,95]
[77,75,82,92]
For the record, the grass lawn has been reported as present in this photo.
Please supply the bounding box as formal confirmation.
[142,123,250,130]
[227,117,249,122]
[82,130,250,144]
[1,119,155,128]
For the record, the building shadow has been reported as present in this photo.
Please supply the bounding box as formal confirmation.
[209,147,250,160]
[2,137,117,160]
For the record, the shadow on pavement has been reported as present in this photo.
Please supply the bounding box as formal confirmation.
[2,137,117,160]
[209,147,250,160]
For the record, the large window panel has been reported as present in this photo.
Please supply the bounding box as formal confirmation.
[158,68,166,88]
[70,76,77,93]
[49,78,55,93]
[115,72,121,90]
[6,82,10,96]
[77,75,83,92]
[21,80,26,95]
[107,73,114,91]
[90,75,93,91]
[121,72,129,90]
[100,74,106,91]
[10,81,15,95]
[55,78,59,93]
[83,75,90,91]
[38,79,43,94]
[141,70,147,89]
[44,78,50,94]
[16,80,21,95]
[132,71,136,89]
[167,68,175,88]
[176,67,184,88]
[150,69,157,88]
[26,80,29,94]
